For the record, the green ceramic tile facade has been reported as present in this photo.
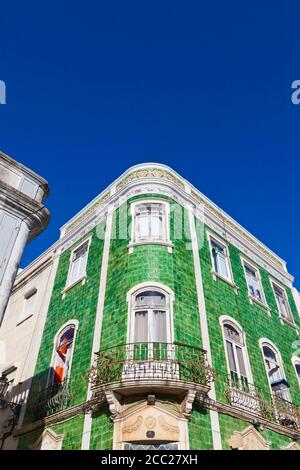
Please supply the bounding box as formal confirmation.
[17,191,300,450]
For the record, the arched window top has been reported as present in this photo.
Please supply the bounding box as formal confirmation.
[134,290,166,308]
[51,322,77,386]
[223,322,243,346]
[262,344,279,364]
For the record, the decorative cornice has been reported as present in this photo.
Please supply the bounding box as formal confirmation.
[57,164,291,280]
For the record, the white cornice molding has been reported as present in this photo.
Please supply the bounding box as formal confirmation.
[55,173,293,287]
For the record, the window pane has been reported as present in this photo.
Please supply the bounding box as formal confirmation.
[218,252,229,278]
[54,326,75,384]
[134,311,148,342]
[295,363,300,379]
[135,291,166,308]
[135,203,165,242]
[224,324,242,345]
[236,346,247,377]
[226,340,237,372]
[152,310,167,342]
[69,242,88,284]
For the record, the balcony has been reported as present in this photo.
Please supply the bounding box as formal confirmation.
[29,380,72,421]
[225,375,300,430]
[88,342,214,396]
[273,394,300,430]
[226,374,262,416]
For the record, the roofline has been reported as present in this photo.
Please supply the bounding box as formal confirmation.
[59,162,287,268]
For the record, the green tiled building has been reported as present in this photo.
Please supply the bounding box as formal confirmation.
[15,164,300,450]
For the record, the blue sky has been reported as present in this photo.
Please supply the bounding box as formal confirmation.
[1,1,300,288]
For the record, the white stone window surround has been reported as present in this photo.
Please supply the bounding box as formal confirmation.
[62,236,92,296]
[207,231,236,289]
[128,198,173,253]
[219,316,254,385]
[259,338,291,403]
[17,286,37,325]
[240,256,270,313]
[292,357,300,388]
[126,282,175,346]
[47,320,79,387]
[270,279,296,329]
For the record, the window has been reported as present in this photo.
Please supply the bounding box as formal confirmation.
[209,235,232,282]
[131,200,170,246]
[20,287,37,322]
[67,240,89,287]
[51,325,76,385]
[262,343,291,402]
[292,358,300,387]
[243,261,265,304]
[272,282,293,324]
[223,322,249,390]
[133,290,169,344]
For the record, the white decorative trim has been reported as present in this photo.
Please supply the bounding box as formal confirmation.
[259,338,291,401]
[269,278,296,328]
[81,207,114,450]
[219,315,254,384]
[187,205,222,450]
[240,255,269,311]
[126,282,175,346]
[207,230,234,285]
[291,356,300,388]
[129,198,172,253]
[64,235,92,292]
[30,427,64,450]
[46,319,79,387]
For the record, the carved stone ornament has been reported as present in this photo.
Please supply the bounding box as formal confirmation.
[29,428,64,450]
[228,426,270,450]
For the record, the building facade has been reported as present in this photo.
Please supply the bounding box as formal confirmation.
[4,163,300,450]
[0,150,50,325]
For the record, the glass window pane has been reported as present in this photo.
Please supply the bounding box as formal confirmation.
[236,346,247,377]
[226,340,237,372]
[135,291,166,307]
[134,311,148,342]
[152,310,167,342]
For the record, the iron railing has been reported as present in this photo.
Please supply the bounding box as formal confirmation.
[226,374,262,416]
[88,342,214,388]
[225,374,300,429]
[273,394,300,430]
[29,380,72,420]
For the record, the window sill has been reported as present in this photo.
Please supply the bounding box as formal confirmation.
[280,316,299,331]
[16,313,34,326]
[211,271,238,294]
[249,296,271,315]
[62,276,87,299]
[128,240,173,254]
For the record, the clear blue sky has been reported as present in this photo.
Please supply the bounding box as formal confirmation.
[1,1,299,288]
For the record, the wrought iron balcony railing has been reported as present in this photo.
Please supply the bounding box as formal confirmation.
[226,374,262,416]
[88,342,214,389]
[29,380,72,421]
[225,374,300,430]
[273,394,300,430]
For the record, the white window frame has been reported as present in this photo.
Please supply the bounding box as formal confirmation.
[128,199,172,253]
[47,320,79,387]
[270,279,295,326]
[241,257,268,310]
[292,357,300,388]
[64,236,92,294]
[207,232,234,285]
[127,283,175,346]
[219,316,253,385]
[259,338,291,402]
[18,287,37,324]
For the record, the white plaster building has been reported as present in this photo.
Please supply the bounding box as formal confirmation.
[0,150,50,325]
